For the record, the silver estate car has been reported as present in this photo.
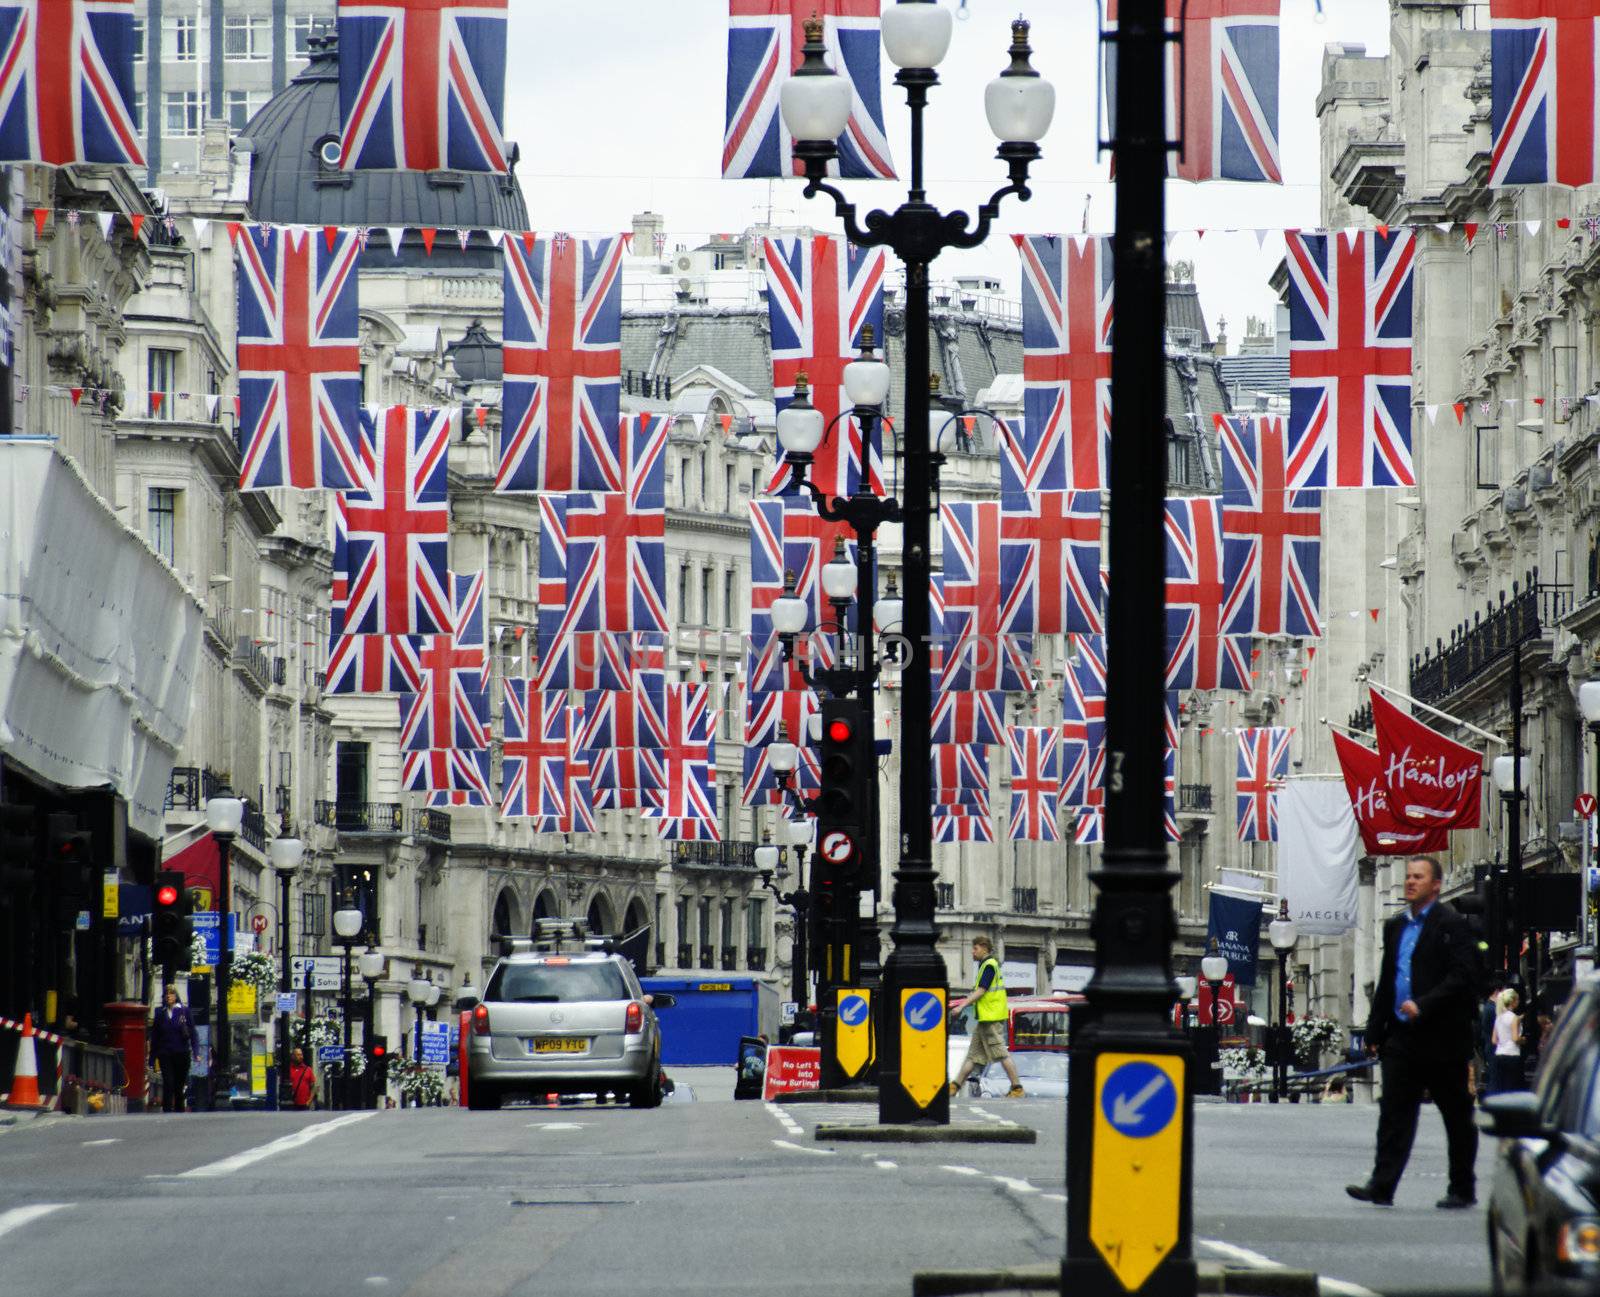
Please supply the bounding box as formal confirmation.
[465,949,669,1109]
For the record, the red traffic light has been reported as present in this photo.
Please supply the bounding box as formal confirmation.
[156,884,180,908]
[827,718,853,743]
[371,1045,387,1058]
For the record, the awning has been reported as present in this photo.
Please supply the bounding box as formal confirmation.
[161,830,219,904]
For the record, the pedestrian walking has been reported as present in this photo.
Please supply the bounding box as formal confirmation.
[1488,988,1523,1095]
[1346,855,1479,1209]
[948,936,1024,1099]
[1474,983,1500,1101]
[287,1047,317,1110]
[148,986,198,1114]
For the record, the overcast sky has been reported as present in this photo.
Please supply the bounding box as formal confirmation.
[501,0,1393,347]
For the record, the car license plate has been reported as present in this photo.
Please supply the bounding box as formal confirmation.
[531,1037,586,1054]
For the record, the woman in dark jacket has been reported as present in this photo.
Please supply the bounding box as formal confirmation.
[149,986,198,1113]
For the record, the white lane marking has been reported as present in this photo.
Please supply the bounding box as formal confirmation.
[763,1102,805,1137]
[525,1122,586,1131]
[81,1138,120,1147]
[178,1112,374,1178]
[939,1164,983,1176]
[969,1105,996,1120]
[772,1139,834,1156]
[1041,1193,1068,1204]
[990,1175,1039,1194]
[363,1279,390,1288]
[0,1204,69,1241]
[873,1159,897,1170]
[1199,1238,1380,1297]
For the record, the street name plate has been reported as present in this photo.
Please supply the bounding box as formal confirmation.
[1090,1053,1184,1291]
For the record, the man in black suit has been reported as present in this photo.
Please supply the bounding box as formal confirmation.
[1346,854,1479,1209]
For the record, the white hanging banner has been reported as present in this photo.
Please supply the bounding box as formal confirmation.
[1276,781,1361,937]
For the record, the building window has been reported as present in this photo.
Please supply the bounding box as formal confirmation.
[147,488,178,564]
[223,15,270,61]
[147,347,177,418]
[164,91,201,137]
[723,569,736,629]
[701,567,714,628]
[221,90,265,132]
[132,93,145,132]
[680,455,692,506]
[722,672,735,740]
[678,564,692,624]
[336,742,369,809]
[291,14,318,57]
[131,19,145,62]
[724,463,734,510]
[163,16,198,62]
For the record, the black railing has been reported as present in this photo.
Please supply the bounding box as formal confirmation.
[1012,887,1038,915]
[314,800,403,833]
[1348,702,1373,734]
[935,882,955,910]
[699,945,715,968]
[1179,784,1213,814]
[165,766,224,812]
[676,943,693,968]
[720,945,738,971]
[413,809,452,841]
[746,946,767,971]
[1409,570,1573,705]
[623,370,671,400]
[671,841,758,870]
[241,803,267,851]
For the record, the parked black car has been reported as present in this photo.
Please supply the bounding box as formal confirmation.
[1483,977,1600,1295]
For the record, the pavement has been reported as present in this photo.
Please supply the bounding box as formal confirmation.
[0,1075,1492,1297]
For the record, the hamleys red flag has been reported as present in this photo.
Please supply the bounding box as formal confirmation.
[1331,729,1450,856]
[1368,689,1482,832]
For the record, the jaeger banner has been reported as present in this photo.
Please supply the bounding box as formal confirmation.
[1277,780,1361,937]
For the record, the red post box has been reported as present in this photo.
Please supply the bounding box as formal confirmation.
[103,1002,149,1110]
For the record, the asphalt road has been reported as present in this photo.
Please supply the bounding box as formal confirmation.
[0,1081,1491,1297]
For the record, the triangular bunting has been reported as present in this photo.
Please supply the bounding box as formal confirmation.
[420,228,437,255]
[386,226,404,255]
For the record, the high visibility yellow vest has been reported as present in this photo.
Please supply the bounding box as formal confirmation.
[975,957,1007,1022]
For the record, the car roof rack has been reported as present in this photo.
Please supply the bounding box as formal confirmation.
[531,918,594,953]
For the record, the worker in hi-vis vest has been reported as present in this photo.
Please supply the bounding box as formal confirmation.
[949,936,1025,1098]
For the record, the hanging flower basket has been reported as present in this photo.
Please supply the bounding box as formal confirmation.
[398,1063,445,1104]
[231,950,279,1000]
[1290,1016,1343,1069]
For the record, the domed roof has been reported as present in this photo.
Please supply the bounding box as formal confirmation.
[239,33,530,270]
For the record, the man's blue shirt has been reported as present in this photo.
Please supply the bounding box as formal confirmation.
[1394,901,1434,1021]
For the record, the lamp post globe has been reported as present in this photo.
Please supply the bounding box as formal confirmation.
[754,834,780,873]
[205,796,245,837]
[771,572,810,637]
[269,837,304,874]
[1200,949,1228,985]
[268,835,303,1108]
[779,815,813,848]
[1491,753,1529,796]
[767,723,800,776]
[843,342,892,409]
[776,376,826,457]
[425,983,441,1009]
[880,0,953,70]
[358,949,385,982]
[1581,681,1600,725]
[873,574,903,634]
[407,974,431,1005]
[1268,906,1298,954]
[984,19,1056,145]
[333,905,364,942]
[822,538,858,602]
[778,17,854,143]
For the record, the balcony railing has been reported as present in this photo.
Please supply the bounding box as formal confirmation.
[676,943,693,968]
[413,809,452,841]
[314,800,403,834]
[746,946,767,971]
[935,882,955,910]
[1178,784,1213,814]
[1348,702,1373,735]
[720,945,738,971]
[165,765,223,812]
[1012,887,1038,915]
[671,841,758,870]
[1410,569,1572,706]
[241,803,267,851]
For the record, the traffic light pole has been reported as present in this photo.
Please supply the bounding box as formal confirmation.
[1065,4,1196,1294]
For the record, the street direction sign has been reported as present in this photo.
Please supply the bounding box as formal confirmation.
[1090,1052,1185,1290]
[318,1045,345,1064]
[291,956,341,976]
[835,989,872,1080]
[1577,793,1597,819]
[898,988,946,1108]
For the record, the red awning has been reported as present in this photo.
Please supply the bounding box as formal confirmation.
[161,831,219,903]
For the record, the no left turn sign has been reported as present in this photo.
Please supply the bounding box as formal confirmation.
[819,830,855,865]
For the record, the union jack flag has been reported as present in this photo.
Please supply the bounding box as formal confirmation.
[589,746,665,811]
[933,745,990,808]
[930,691,1006,747]
[236,227,364,490]
[1218,414,1322,638]
[531,705,596,835]
[497,235,627,494]
[764,235,887,499]
[336,0,507,172]
[1285,230,1416,489]
[1236,725,1291,842]
[1106,1,1281,183]
[655,815,724,843]
[1000,491,1103,636]
[1166,498,1251,691]
[565,416,668,633]
[1007,726,1060,842]
[426,763,491,808]
[723,0,894,181]
[0,0,143,167]
[1014,235,1113,492]
[325,627,423,694]
[1073,806,1103,845]
[500,680,567,819]
[780,496,859,632]
[934,814,994,845]
[742,689,820,805]
[939,502,1035,692]
[648,683,717,823]
[402,747,490,799]
[338,406,452,636]
[449,570,489,691]
[1489,2,1600,187]
[399,576,490,751]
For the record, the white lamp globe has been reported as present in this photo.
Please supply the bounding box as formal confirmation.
[985,20,1056,145]
[771,575,809,636]
[358,949,385,981]
[777,394,826,456]
[844,349,892,408]
[1491,754,1529,795]
[1175,975,1198,1002]
[425,983,441,1008]
[780,815,814,847]
[1200,951,1228,984]
[754,838,780,872]
[1268,903,1298,953]
[779,20,854,143]
[333,904,364,941]
[205,795,245,837]
[874,576,904,633]
[407,974,431,1005]
[269,837,304,874]
[822,542,858,601]
[768,723,800,775]
[1581,680,1600,725]
[881,0,954,69]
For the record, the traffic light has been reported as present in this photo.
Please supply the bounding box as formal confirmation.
[0,802,36,890]
[1460,867,1499,984]
[815,699,868,882]
[47,812,92,922]
[153,870,191,968]
[368,1036,389,1086]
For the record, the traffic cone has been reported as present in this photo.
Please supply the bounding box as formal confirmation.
[6,1013,45,1108]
